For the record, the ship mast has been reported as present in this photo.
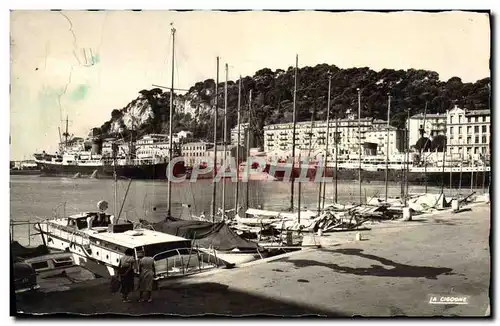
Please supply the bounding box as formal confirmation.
[290,54,298,211]
[221,63,228,219]
[357,88,362,205]
[385,94,391,202]
[65,115,69,149]
[114,148,117,218]
[319,72,332,210]
[234,76,242,213]
[166,24,176,217]
[211,57,220,222]
[246,90,252,212]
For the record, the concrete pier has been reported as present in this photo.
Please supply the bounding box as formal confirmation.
[14,203,490,316]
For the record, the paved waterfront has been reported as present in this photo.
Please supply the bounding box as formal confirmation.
[14,203,490,317]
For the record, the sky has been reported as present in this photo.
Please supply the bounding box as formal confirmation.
[9,10,490,160]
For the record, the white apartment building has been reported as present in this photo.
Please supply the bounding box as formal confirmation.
[263,110,403,158]
[135,134,170,159]
[408,105,491,160]
[206,144,247,166]
[407,113,447,148]
[231,123,253,147]
[181,142,214,166]
[365,125,405,156]
[446,106,490,159]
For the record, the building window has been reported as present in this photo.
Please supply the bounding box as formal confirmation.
[474,126,479,133]
[450,127,454,134]
[467,126,472,134]
[482,136,487,143]
[475,136,479,144]
[458,126,462,134]
[458,116,462,123]
[482,125,487,133]
[483,116,487,122]
[467,136,471,144]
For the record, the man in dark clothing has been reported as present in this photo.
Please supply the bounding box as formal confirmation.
[118,248,135,302]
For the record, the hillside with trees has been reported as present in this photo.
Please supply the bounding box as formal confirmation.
[94,64,490,149]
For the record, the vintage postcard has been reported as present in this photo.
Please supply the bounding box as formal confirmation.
[10,8,491,317]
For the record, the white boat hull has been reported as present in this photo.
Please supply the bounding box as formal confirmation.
[198,248,263,265]
[36,222,122,278]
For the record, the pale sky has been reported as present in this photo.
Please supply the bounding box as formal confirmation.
[10,10,490,160]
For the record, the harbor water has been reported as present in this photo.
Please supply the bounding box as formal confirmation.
[10,175,486,246]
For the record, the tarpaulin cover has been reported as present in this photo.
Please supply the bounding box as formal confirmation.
[11,241,50,259]
[140,218,260,252]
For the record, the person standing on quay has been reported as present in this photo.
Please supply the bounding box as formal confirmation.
[118,249,136,303]
[138,255,156,303]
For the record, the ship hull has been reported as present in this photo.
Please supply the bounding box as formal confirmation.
[264,164,490,187]
[10,169,41,176]
[36,161,185,180]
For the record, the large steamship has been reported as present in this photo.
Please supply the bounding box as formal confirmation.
[34,129,185,179]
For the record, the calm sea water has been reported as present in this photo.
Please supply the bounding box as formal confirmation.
[10,175,478,246]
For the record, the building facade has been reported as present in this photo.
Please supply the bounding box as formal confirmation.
[206,144,247,166]
[135,134,170,159]
[364,125,405,156]
[446,107,490,159]
[408,113,447,148]
[181,142,214,167]
[408,105,491,160]
[263,111,403,158]
[231,122,256,148]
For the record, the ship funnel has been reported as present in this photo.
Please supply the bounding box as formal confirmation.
[91,138,103,155]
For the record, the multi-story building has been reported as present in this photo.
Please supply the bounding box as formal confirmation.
[407,112,447,148]
[364,125,405,156]
[135,134,170,159]
[181,142,214,167]
[408,105,491,160]
[446,106,490,159]
[263,110,403,158]
[205,144,247,166]
[230,123,256,148]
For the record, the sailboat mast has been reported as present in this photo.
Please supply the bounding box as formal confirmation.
[235,76,242,212]
[357,88,362,205]
[114,144,117,217]
[290,55,298,211]
[406,109,411,205]
[166,25,176,217]
[334,109,339,203]
[246,90,252,212]
[320,73,332,210]
[297,153,302,224]
[211,57,220,222]
[422,102,428,194]
[385,94,391,201]
[221,63,228,218]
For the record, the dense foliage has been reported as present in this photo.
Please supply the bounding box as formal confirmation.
[95,64,490,149]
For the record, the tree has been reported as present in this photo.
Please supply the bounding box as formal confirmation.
[93,65,489,150]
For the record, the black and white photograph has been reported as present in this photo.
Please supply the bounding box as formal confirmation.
[9,5,493,318]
